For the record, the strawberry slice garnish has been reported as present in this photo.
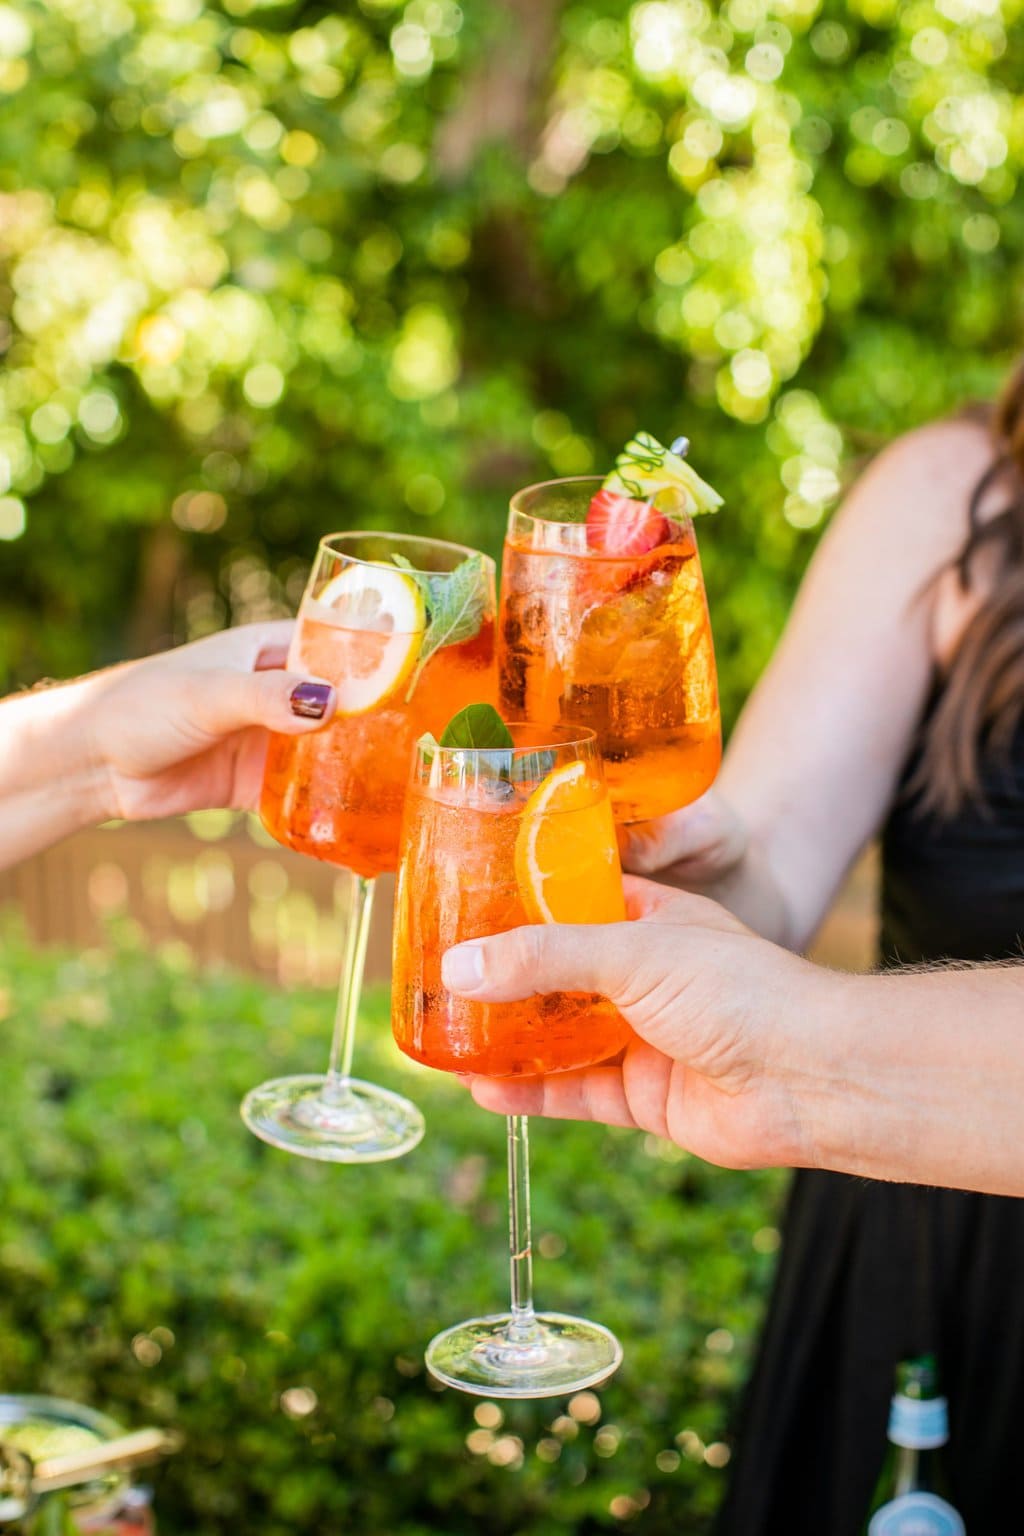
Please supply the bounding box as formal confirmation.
[586,489,668,555]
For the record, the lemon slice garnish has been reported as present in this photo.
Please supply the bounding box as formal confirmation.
[310,563,427,714]
[514,760,626,926]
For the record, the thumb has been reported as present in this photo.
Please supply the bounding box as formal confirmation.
[185,668,337,739]
[440,909,772,1081]
[441,920,661,1012]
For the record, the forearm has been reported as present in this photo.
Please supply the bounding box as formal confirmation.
[704,433,977,952]
[802,965,1024,1195]
[630,780,799,946]
[715,724,880,953]
[686,837,795,947]
[0,675,112,869]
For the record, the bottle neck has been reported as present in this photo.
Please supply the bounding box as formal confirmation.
[891,1444,922,1498]
[888,1392,949,1451]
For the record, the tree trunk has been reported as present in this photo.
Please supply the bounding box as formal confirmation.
[435,0,561,180]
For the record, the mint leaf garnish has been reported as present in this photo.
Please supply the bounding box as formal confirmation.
[439,703,514,750]
[398,552,489,700]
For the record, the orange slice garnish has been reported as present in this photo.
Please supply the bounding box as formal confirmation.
[514,760,626,925]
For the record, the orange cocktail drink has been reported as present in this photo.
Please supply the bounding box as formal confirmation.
[392,724,629,1077]
[261,534,497,878]
[499,476,720,824]
[396,718,629,1394]
[243,531,497,1165]
[394,715,627,1398]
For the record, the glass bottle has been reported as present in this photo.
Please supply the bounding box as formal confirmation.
[863,1356,965,1535]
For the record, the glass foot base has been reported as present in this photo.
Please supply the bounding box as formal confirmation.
[426,1312,622,1399]
[240,1074,425,1163]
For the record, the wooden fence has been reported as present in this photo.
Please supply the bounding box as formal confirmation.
[0,813,394,988]
[0,813,878,983]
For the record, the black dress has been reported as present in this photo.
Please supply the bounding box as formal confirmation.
[715,712,1024,1534]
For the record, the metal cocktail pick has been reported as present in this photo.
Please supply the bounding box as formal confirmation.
[0,1427,180,1523]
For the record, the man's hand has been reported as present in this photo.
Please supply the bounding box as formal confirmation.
[443,878,834,1171]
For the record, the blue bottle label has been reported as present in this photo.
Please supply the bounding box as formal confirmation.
[868,1492,966,1536]
[887,1394,950,1449]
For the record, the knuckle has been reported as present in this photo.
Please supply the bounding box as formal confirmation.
[512,925,545,977]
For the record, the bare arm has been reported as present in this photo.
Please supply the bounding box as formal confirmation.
[0,680,111,868]
[811,962,1023,1195]
[625,419,994,949]
[443,882,1024,1197]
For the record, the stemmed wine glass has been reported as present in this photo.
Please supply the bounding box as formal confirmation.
[392,723,628,1394]
[242,531,497,1162]
[499,475,720,825]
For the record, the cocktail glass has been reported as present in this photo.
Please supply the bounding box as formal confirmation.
[242,531,497,1162]
[0,1394,153,1534]
[393,724,628,1395]
[499,476,720,824]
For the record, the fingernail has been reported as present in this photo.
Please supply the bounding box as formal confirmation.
[289,681,333,719]
[442,943,485,993]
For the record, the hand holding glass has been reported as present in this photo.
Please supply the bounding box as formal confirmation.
[243,531,497,1162]
[393,724,629,1395]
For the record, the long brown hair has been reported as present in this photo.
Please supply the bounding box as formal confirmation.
[913,358,1024,817]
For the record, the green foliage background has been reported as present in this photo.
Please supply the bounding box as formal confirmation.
[1,2,1023,1530]
[0,932,783,1534]
[1,0,1022,722]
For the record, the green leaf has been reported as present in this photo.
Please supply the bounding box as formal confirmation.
[403,553,489,700]
[439,703,513,750]
[391,551,431,604]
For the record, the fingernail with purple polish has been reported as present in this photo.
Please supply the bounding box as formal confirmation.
[290,681,333,719]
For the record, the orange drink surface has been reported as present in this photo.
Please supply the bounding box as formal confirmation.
[392,730,631,1077]
[259,534,497,879]
[499,478,721,824]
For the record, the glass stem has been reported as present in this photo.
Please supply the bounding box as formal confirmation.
[323,874,375,1104]
[506,1115,538,1340]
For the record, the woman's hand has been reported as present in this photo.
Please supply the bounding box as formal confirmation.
[619,787,747,886]
[0,623,336,868]
[442,877,837,1172]
[619,790,795,947]
[87,622,335,822]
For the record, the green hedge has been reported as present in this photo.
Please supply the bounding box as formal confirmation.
[0,925,783,1534]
